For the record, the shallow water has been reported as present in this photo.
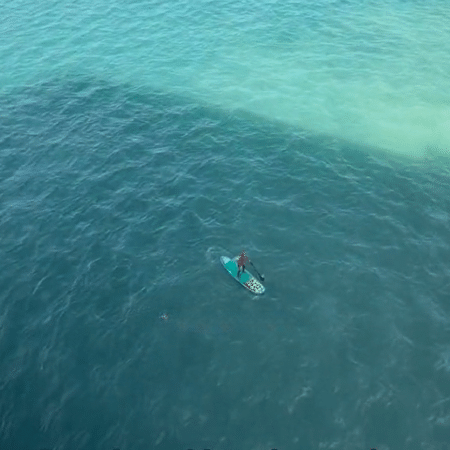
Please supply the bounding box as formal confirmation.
[2,0,450,156]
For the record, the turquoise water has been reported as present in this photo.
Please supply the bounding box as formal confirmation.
[3,0,450,156]
[1,1,450,449]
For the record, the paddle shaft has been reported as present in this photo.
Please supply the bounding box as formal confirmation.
[249,260,265,281]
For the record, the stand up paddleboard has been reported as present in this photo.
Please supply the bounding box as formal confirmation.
[220,256,265,295]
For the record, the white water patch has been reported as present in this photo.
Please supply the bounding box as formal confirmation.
[2,0,449,157]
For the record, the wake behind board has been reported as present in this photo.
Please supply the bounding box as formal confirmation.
[220,256,265,295]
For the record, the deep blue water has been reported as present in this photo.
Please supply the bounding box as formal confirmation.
[1,77,450,450]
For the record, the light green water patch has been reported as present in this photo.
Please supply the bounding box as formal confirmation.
[2,0,449,158]
[184,2,450,158]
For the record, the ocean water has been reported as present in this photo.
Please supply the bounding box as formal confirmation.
[1,1,450,450]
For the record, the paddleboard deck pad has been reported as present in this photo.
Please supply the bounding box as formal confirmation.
[220,256,265,295]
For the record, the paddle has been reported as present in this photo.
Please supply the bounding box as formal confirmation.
[249,260,265,282]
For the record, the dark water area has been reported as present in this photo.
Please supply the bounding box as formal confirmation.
[1,78,450,450]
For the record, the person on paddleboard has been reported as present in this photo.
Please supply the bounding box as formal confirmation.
[236,250,249,280]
